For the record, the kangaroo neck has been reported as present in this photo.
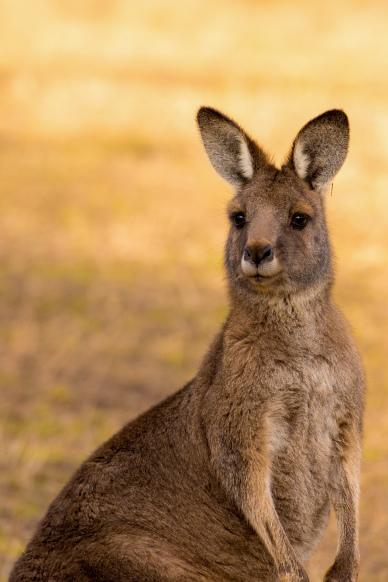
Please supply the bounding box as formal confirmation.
[226,285,331,343]
[194,284,333,389]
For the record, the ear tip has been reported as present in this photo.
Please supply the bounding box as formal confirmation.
[321,109,350,132]
[327,108,349,123]
[197,106,225,127]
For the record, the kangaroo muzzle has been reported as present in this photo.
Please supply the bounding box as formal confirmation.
[241,243,281,278]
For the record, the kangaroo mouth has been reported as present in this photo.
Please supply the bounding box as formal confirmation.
[240,256,283,288]
[246,271,283,286]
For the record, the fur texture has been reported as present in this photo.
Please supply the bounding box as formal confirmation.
[10,108,364,582]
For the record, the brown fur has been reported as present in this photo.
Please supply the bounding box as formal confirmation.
[10,108,365,581]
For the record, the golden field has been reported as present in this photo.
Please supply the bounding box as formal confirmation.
[0,1,387,579]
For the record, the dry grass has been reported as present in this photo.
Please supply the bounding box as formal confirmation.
[0,1,387,579]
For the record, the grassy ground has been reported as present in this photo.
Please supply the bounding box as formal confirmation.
[0,1,388,579]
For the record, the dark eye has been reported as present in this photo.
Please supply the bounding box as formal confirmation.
[231,212,246,228]
[291,213,310,230]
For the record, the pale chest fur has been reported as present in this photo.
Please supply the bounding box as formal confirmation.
[266,353,339,459]
[224,311,353,459]
[266,353,345,553]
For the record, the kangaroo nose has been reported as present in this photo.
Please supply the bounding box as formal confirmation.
[244,244,273,266]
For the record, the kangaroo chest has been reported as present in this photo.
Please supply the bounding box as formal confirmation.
[225,331,343,454]
[263,351,341,552]
[270,354,338,452]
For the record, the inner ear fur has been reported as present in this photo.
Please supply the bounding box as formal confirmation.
[288,109,349,192]
[197,107,269,187]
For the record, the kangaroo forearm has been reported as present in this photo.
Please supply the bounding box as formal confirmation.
[336,427,361,550]
[210,443,305,578]
[241,474,305,577]
[332,464,360,561]
[325,431,361,581]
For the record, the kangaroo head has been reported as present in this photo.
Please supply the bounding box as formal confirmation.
[197,107,349,301]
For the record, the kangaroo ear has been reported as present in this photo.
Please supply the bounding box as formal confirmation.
[288,110,349,192]
[197,107,268,187]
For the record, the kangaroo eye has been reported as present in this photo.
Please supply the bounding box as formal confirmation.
[231,212,246,228]
[291,213,309,230]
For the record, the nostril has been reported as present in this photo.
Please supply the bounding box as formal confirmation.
[261,245,273,262]
[244,247,252,261]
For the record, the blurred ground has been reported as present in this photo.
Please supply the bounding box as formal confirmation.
[0,1,387,580]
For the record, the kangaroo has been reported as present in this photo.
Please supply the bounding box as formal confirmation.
[10,108,365,582]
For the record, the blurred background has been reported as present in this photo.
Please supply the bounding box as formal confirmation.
[0,0,387,579]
